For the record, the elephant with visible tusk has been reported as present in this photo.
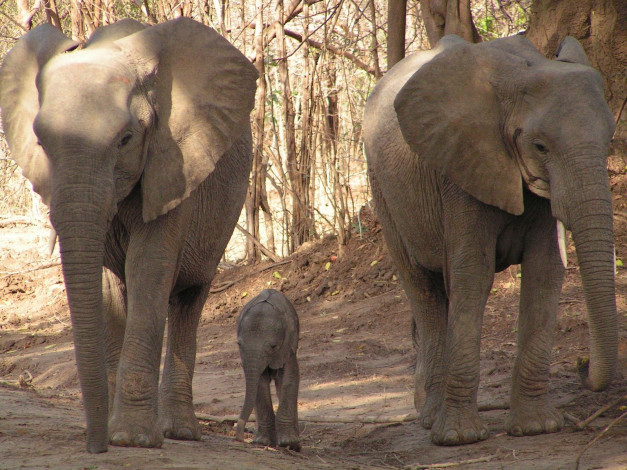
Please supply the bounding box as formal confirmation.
[363,34,617,446]
[235,289,301,451]
[0,18,257,453]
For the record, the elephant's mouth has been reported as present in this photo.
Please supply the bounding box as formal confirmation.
[517,156,550,199]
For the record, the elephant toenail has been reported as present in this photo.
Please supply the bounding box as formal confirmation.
[178,428,193,440]
[136,434,151,447]
[111,432,130,446]
[442,430,459,445]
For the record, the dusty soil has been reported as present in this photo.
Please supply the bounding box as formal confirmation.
[1,167,626,469]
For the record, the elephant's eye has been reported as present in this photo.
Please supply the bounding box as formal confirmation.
[533,142,548,154]
[119,133,133,147]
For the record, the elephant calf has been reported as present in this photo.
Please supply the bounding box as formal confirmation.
[235,289,301,451]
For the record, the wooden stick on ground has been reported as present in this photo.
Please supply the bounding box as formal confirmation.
[575,410,627,470]
[575,394,627,429]
[406,453,499,470]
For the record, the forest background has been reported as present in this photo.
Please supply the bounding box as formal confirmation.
[0,0,625,263]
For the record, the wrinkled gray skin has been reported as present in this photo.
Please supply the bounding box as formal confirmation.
[235,289,300,451]
[0,18,257,453]
[364,34,617,446]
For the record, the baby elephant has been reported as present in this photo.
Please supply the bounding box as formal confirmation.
[235,289,300,450]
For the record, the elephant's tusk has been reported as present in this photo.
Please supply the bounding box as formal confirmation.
[614,246,617,276]
[48,228,57,257]
[557,220,568,269]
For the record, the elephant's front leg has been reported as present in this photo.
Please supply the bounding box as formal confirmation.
[158,286,209,441]
[431,209,497,445]
[108,223,184,448]
[507,216,565,436]
[275,356,300,451]
[254,370,277,446]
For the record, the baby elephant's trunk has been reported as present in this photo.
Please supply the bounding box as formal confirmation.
[236,362,260,441]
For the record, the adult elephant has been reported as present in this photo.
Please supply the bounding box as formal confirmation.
[364,34,617,446]
[0,18,257,453]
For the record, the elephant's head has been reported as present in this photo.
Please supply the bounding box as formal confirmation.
[0,18,257,452]
[394,34,617,392]
[235,290,299,441]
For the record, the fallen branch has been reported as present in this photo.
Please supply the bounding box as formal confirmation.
[406,453,499,470]
[235,224,281,263]
[198,403,509,425]
[576,394,627,430]
[209,260,291,294]
[198,413,417,425]
[0,261,61,280]
[575,410,627,470]
[0,216,46,228]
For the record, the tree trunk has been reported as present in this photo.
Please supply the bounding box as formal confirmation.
[387,0,407,69]
[245,0,266,263]
[275,0,313,252]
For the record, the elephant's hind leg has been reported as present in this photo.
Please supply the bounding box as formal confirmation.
[102,267,127,415]
[275,356,300,451]
[406,269,448,430]
[158,285,209,441]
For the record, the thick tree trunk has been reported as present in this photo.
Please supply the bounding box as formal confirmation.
[387,0,407,69]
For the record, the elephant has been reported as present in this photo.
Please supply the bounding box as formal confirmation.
[235,289,300,451]
[363,34,617,446]
[0,18,257,453]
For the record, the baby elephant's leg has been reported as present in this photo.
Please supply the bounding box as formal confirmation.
[254,369,276,446]
[275,355,300,451]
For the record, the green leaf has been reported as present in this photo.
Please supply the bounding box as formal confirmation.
[241,291,248,298]
[272,271,282,279]
[616,259,623,267]
[370,260,378,267]
[325,262,331,271]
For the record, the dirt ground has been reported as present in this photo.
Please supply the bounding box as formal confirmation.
[1,169,626,469]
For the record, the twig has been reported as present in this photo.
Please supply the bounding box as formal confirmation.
[575,410,627,470]
[0,261,61,280]
[199,404,509,425]
[235,224,281,262]
[575,394,627,429]
[0,217,47,228]
[209,260,291,294]
[406,453,499,470]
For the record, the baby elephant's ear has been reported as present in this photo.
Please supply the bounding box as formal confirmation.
[115,17,258,222]
[0,25,78,205]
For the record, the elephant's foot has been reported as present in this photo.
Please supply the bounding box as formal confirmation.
[159,407,202,441]
[431,407,489,446]
[252,430,277,447]
[277,426,300,452]
[109,412,164,448]
[506,402,563,436]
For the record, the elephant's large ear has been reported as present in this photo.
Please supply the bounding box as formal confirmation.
[0,25,78,206]
[115,18,258,222]
[394,39,525,215]
[555,36,591,66]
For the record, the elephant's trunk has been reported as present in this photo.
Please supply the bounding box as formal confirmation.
[557,163,617,391]
[236,357,262,442]
[50,172,113,453]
